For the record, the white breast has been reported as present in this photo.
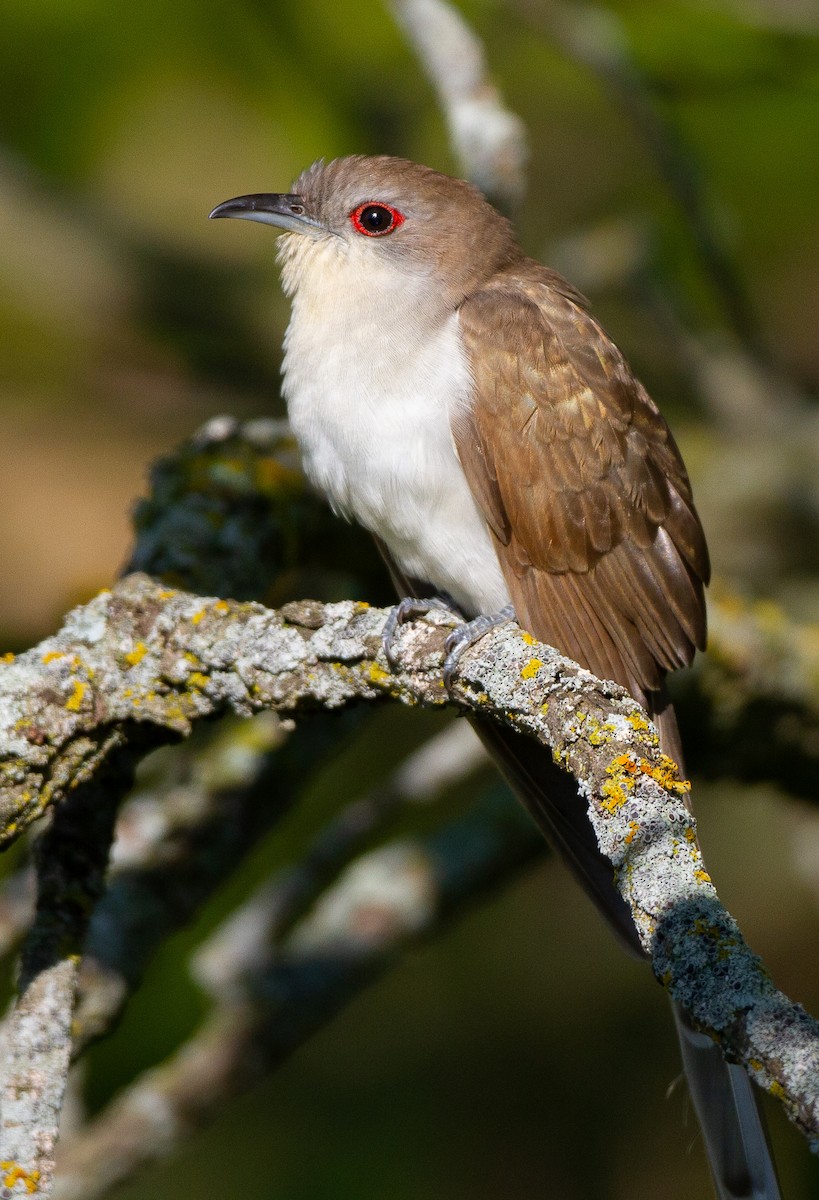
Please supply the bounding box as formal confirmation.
[279,236,511,617]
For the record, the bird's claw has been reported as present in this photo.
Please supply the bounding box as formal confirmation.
[382,595,459,667]
[442,604,516,689]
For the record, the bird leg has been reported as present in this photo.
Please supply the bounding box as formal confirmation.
[442,604,517,688]
[381,594,462,666]
[383,597,516,686]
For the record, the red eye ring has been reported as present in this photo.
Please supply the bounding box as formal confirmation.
[350,202,405,237]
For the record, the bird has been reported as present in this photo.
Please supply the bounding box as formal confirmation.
[210,155,780,1198]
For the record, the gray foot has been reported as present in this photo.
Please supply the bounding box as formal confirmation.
[382,595,461,667]
[443,604,516,687]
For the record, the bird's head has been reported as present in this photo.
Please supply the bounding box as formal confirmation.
[210,155,519,307]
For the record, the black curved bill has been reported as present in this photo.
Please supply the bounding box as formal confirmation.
[208,193,321,234]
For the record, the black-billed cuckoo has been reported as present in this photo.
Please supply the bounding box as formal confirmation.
[211,155,779,1199]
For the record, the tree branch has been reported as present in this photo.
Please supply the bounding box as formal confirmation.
[2,573,818,1156]
[0,748,131,1195]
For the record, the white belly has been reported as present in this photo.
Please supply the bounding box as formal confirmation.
[280,269,510,618]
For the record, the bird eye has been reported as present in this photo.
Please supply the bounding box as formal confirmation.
[350,203,405,237]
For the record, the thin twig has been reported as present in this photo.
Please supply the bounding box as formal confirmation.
[529,0,770,367]
[193,720,489,996]
[387,0,528,212]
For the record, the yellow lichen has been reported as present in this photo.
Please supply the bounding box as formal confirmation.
[601,753,639,812]
[586,716,617,746]
[367,662,392,686]
[637,755,691,796]
[521,632,536,645]
[65,680,85,712]
[187,672,210,690]
[521,658,543,680]
[769,1080,785,1100]
[694,869,712,884]
[42,650,63,664]
[190,609,206,625]
[158,589,177,599]
[213,599,229,613]
[124,641,148,667]
[327,663,356,688]
[623,821,640,845]
[1,1163,41,1193]
[626,711,651,733]
[601,781,629,812]
[1,652,14,663]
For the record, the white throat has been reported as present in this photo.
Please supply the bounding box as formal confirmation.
[278,233,511,616]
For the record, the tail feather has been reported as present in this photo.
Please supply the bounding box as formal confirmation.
[673,1002,781,1199]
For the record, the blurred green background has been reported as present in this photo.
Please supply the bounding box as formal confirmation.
[1,0,818,1196]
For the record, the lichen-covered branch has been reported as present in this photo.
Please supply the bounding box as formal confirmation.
[0,573,674,851]
[0,576,452,843]
[1,573,818,1147]
[125,416,386,605]
[0,750,130,1196]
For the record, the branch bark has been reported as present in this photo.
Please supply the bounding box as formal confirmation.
[1,572,818,1164]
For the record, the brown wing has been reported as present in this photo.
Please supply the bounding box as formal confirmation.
[454,263,709,709]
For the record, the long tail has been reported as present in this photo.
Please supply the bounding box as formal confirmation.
[673,1002,780,1198]
[471,712,781,1199]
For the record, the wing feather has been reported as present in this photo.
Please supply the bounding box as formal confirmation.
[455,263,709,708]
